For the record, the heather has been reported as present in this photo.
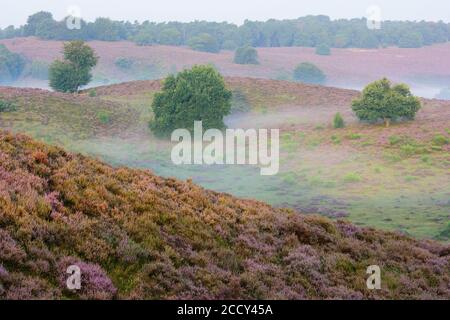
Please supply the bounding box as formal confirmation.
[0,130,448,300]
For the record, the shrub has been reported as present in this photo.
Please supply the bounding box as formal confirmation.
[331,135,341,144]
[115,57,134,70]
[96,110,110,124]
[58,257,117,300]
[389,135,402,145]
[293,62,326,84]
[315,43,331,55]
[352,78,421,127]
[333,113,345,128]
[150,65,232,136]
[0,99,17,112]
[432,134,449,146]
[234,46,259,65]
[347,133,361,140]
[343,172,362,183]
[88,89,97,97]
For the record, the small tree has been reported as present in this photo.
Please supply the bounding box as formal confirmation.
[351,78,421,127]
[234,46,259,64]
[49,41,98,93]
[333,113,345,128]
[293,62,326,84]
[150,65,232,137]
[0,44,26,83]
[315,43,331,56]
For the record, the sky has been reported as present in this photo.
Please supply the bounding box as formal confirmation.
[0,0,449,28]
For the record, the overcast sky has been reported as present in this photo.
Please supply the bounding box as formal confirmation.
[0,0,449,28]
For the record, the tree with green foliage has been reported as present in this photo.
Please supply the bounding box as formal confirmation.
[188,33,220,53]
[352,78,421,127]
[6,11,450,50]
[293,62,326,84]
[333,113,345,128]
[315,43,331,55]
[49,41,98,93]
[150,65,232,137]
[23,11,54,36]
[0,44,26,84]
[234,46,259,64]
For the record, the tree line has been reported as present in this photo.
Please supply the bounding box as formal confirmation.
[1,12,450,51]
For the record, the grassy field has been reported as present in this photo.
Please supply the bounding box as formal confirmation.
[0,78,449,241]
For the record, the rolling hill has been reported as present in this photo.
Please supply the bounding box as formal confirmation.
[0,130,449,299]
[0,78,449,241]
[3,37,450,95]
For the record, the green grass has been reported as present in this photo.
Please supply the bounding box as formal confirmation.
[1,85,449,242]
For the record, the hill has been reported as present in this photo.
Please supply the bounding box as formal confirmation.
[0,130,449,299]
[3,37,450,95]
[1,78,449,241]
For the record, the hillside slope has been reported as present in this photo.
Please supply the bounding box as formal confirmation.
[3,37,450,91]
[1,78,449,241]
[0,130,449,299]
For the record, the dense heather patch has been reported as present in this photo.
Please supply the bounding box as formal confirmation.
[0,131,449,300]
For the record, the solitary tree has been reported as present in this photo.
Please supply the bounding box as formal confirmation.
[293,62,326,84]
[234,46,259,64]
[150,65,232,137]
[49,41,98,93]
[351,78,421,127]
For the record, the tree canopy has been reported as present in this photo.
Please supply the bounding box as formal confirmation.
[49,41,98,93]
[3,12,450,50]
[351,78,421,127]
[150,65,232,137]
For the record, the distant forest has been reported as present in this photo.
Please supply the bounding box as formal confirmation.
[1,11,450,51]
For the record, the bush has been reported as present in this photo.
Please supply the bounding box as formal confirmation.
[293,62,326,84]
[432,134,449,146]
[333,113,345,128]
[343,172,362,183]
[352,78,421,127]
[115,57,134,70]
[88,89,97,97]
[0,99,17,112]
[150,65,232,136]
[188,33,220,53]
[234,46,259,64]
[315,44,331,55]
[96,110,110,124]
[389,135,402,145]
